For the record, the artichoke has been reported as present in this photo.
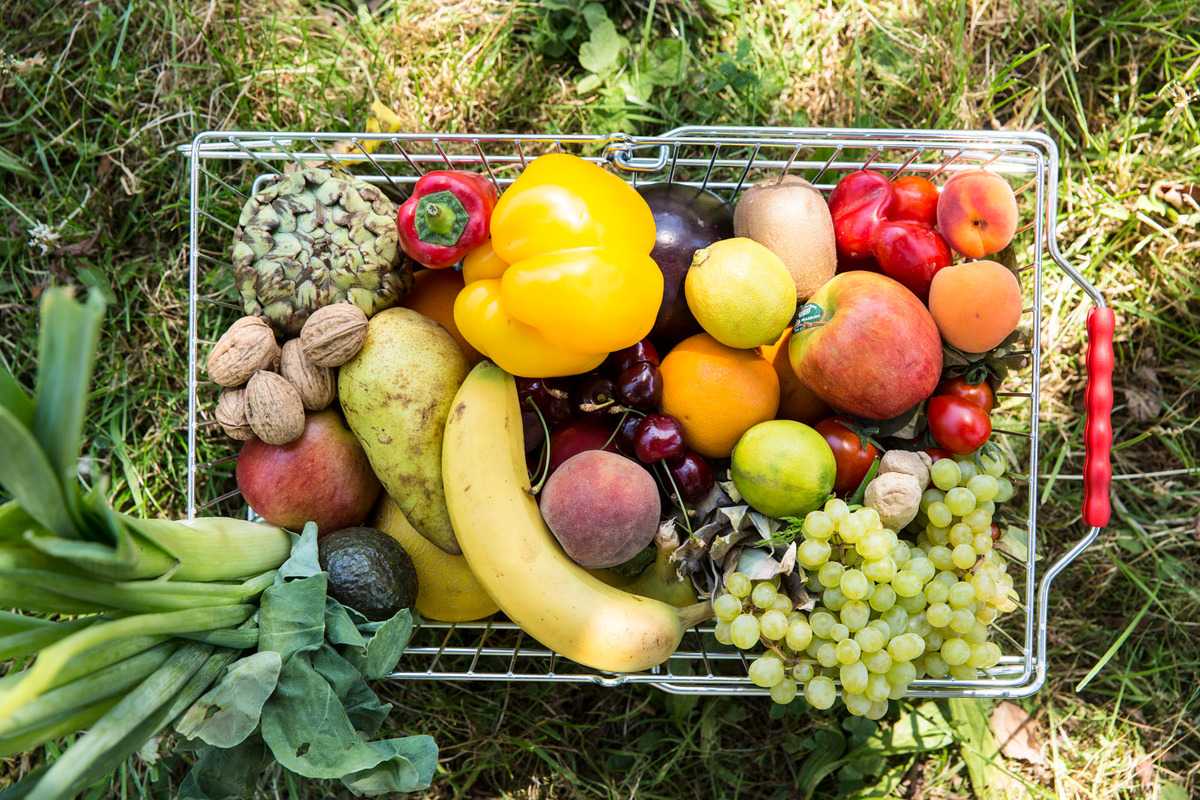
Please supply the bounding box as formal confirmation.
[231,166,413,337]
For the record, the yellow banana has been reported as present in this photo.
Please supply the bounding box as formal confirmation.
[442,361,712,673]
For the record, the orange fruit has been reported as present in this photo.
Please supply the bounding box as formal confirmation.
[369,493,498,623]
[659,333,780,459]
[399,269,484,365]
[758,327,830,425]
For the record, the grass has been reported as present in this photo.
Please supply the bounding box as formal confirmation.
[2,0,1199,797]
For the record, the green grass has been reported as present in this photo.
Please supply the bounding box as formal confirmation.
[2,0,1199,797]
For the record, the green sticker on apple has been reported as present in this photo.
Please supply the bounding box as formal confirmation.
[793,302,824,332]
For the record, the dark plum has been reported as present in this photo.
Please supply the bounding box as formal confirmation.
[634,413,686,463]
[616,362,663,409]
[664,450,715,504]
[637,183,735,349]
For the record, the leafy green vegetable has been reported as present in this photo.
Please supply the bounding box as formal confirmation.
[0,290,435,798]
[180,525,435,797]
[175,651,282,748]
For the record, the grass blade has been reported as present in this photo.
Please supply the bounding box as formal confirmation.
[1075,593,1155,692]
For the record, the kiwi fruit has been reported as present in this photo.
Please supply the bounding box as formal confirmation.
[733,175,837,301]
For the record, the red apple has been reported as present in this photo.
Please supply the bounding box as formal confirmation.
[871,219,952,302]
[788,271,943,420]
[236,409,382,534]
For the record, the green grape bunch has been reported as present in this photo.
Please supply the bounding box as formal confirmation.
[713,449,1020,718]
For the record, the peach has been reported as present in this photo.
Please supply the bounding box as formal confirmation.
[927,260,1023,353]
[539,450,660,569]
[936,170,1019,258]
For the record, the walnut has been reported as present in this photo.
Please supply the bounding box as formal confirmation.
[279,338,335,410]
[244,370,305,445]
[214,388,254,440]
[299,303,369,367]
[206,316,279,387]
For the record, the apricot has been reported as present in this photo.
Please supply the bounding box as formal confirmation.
[936,170,1019,258]
[539,450,660,569]
[927,260,1023,353]
[758,327,830,425]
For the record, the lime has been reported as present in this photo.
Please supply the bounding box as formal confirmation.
[730,420,837,519]
[685,238,797,349]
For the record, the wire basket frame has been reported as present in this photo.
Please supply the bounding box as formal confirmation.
[184,127,1104,700]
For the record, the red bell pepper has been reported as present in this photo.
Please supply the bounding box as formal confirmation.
[397,170,498,269]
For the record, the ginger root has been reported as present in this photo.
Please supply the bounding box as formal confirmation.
[878,450,933,490]
[864,471,923,531]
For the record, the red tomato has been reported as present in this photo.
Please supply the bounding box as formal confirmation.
[927,395,992,455]
[935,376,995,413]
[890,176,940,228]
[815,417,880,496]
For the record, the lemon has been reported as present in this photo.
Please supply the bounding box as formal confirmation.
[369,493,499,623]
[685,237,798,349]
[730,420,837,519]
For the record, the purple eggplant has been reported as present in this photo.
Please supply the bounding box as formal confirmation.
[638,183,735,349]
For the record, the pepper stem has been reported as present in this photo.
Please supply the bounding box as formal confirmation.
[414,190,469,246]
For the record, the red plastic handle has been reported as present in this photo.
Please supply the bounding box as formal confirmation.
[1082,307,1114,527]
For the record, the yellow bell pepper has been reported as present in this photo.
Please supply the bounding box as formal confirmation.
[453,154,662,378]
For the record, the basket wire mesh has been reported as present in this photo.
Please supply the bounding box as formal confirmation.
[184,128,1105,699]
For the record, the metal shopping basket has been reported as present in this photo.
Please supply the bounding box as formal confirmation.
[183,127,1114,699]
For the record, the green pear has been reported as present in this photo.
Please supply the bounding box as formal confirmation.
[338,307,469,554]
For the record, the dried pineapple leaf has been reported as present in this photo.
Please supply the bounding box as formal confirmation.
[709,529,756,566]
[781,570,815,612]
[748,511,781,541]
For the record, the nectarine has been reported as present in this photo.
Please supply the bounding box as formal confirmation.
[936,170,1019,258]
[927,260,1023,353]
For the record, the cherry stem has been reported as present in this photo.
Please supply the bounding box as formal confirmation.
[524,396,552,495]
[655,461,695,539]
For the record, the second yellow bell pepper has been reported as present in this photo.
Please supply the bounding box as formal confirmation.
[453,154,662,378]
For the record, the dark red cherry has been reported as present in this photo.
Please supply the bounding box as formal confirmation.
[616,413,643,456]
[608,339,660,374]
[664,450,715,503]
[616,362,663,409]
[634,413,686,463]
[574,374,620,422]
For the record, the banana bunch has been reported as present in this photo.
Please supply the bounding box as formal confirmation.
[441,361,712,674]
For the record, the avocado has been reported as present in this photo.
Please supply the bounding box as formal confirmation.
[318,526,419,621]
